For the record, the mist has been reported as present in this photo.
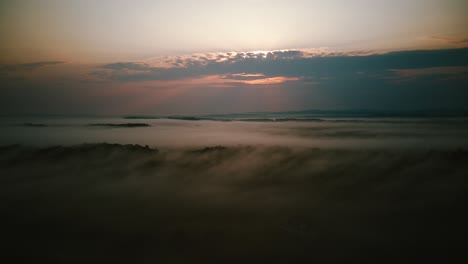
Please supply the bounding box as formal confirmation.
[2,118,468,149]
[1,133,467,262]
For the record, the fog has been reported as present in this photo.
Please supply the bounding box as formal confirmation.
[1,138,467,262]
[2,118,468,149]
[1,118,468,262]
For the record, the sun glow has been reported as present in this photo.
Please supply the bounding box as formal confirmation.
[250,50,269,55]
[243,76,300,85]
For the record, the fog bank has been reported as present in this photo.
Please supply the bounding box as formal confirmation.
[1,144,467,263]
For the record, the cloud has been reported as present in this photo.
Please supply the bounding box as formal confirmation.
[221,73,300,85]
[95,50,318,82]
[222,73,267,81]
[95,48,468,84]
[239,76,300,85]
[0,61,64,73]
[423,36,468,47]
[2,48,468,116]
[101,62,151,71]
[389,66,468,80]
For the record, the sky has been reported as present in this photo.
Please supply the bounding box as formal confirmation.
[1,0,468,115]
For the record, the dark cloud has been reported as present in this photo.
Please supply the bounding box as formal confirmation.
[2,49,468,115]
[387,66,468,81]
[88,48,468,112]
[98,48,468,83]
[101,62,151,71]
[222,73,268,80]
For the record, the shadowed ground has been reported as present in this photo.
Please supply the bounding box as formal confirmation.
[0,143,467,263]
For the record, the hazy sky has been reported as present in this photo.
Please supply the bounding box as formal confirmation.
[1,0,467,115]
[1,0,467,62]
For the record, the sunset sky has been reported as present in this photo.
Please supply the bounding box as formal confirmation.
[1,0,467,115]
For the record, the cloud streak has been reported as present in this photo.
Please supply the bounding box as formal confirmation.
[423,35,468,47]
[0,61,64,73]
[389,66,468,81]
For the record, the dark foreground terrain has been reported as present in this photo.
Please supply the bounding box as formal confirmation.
[1,143,467,263]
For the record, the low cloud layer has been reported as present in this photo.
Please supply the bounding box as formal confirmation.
[3,118,468,149]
